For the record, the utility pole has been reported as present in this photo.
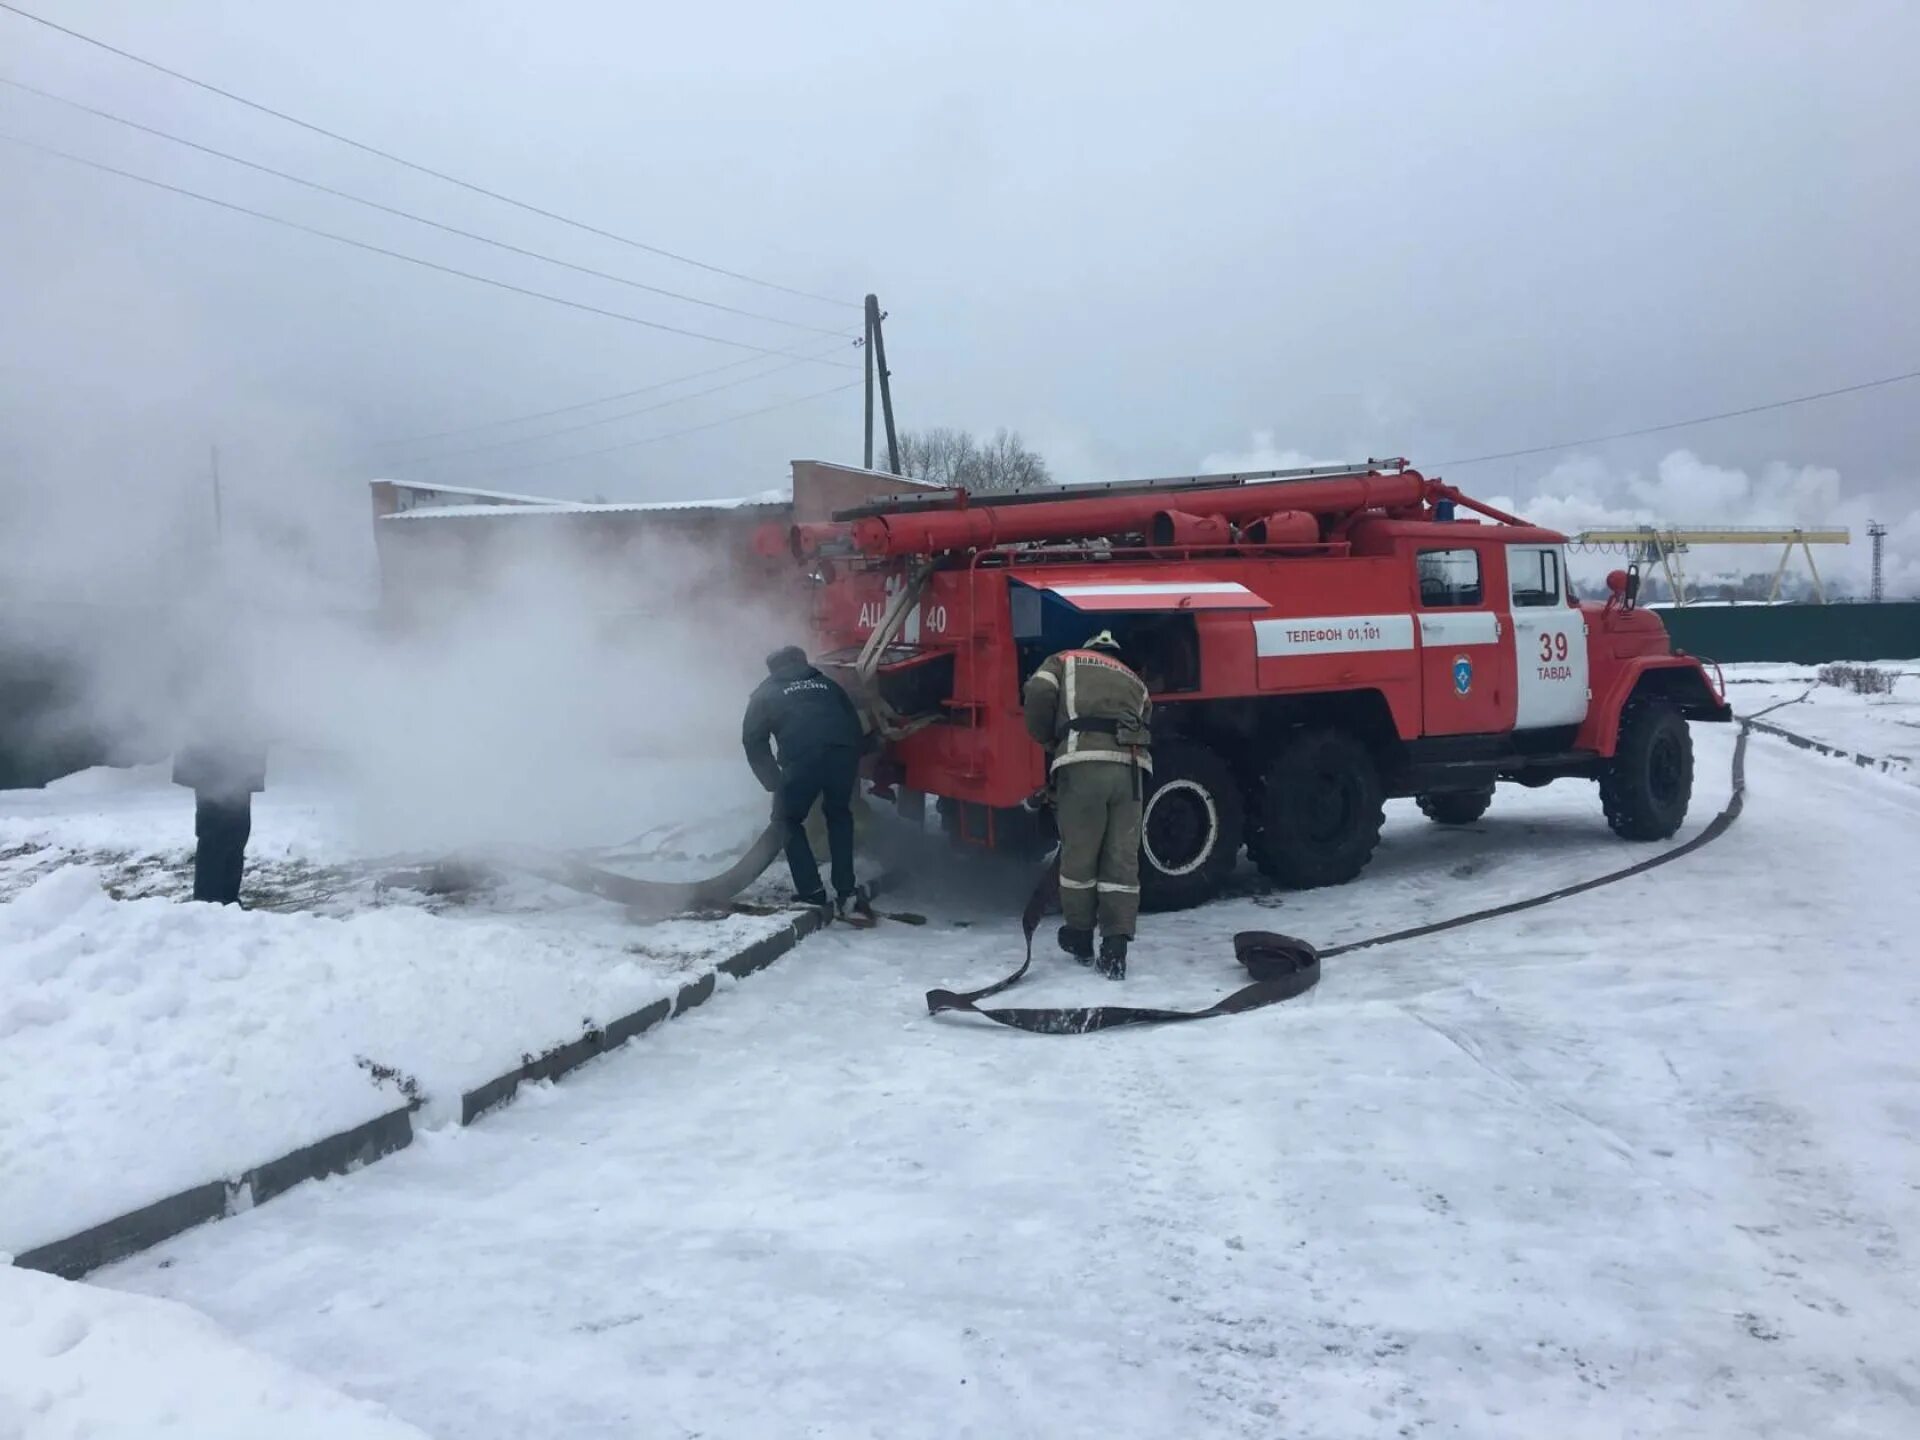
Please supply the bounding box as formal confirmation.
[862,304,875,471]
[1868,520,1887,603]
[864,293,900,475]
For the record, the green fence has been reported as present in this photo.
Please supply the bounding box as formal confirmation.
[1659,602,1920,665]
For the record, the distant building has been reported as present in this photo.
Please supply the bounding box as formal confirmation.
[369,460,939,620]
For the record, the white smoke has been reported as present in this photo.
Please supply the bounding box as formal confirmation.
[1195,436,1918,599]
[256,522,786,852]
[2,458,789,853]
[1474,451,1920,599]
[1198,435,1324,474]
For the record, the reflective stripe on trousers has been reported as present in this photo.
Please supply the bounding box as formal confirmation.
[1055,761,1143,939]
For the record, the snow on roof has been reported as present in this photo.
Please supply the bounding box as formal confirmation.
[382,487,792,521]
[795,460,945,490]
[370,479,568,508]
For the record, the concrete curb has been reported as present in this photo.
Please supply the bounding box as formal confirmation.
[458,908,824,1123]
[1744,716,1910,779]
[13,901,841,1281]
[13,1107,416,1281]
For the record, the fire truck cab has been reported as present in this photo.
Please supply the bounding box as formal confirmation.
[779,460,1731,910]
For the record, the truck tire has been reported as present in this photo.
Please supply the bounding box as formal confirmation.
[1600,698,1693,840]
[1416,787,1493,826]
[1139,742,1244,911]
[1256,728,1385,888]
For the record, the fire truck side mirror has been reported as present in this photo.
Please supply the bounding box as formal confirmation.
[1606,567,1640,609]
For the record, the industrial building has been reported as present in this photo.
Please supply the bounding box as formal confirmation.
[368,460,938,619]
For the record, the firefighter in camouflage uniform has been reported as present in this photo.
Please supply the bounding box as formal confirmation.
[1021,630,1152,979]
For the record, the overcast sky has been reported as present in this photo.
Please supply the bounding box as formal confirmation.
[3,0,1916,593]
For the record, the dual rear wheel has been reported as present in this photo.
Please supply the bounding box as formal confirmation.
[1137,742,1242,911]
[1135,699,1694,910]
[1138,729,1386,909]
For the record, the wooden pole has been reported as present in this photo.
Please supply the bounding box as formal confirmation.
[869,298,900,475]
[863,295,876,471]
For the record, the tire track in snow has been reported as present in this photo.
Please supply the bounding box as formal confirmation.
[1090,1032,1436,1436]
[1396,1002,1639,1166]
[1097,1036,1289,1434]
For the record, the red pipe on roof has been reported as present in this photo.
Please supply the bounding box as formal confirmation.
[793,469,1434,558]
[1432,483,1528,528]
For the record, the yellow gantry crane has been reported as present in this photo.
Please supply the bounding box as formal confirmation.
[1572,525,1852,605]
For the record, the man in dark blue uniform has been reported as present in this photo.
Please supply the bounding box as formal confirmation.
[173,739,267,904]
[742,646,871,922]
[167,610,267,906]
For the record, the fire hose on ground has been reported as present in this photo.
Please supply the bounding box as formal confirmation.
[926,719,1760,1035]
[529,682,1798,1011]
[537,824,791,916]
[522,581,946,916]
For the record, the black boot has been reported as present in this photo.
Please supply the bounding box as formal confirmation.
[1056,925,1094,964]
[1096,934,1129,980]
[836,893,876,928]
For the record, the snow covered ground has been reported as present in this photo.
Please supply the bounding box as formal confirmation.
[1717,661,1918,784]
[0,753,796,1256]
[0,1265,431,1438]
[72,717,1920,1438]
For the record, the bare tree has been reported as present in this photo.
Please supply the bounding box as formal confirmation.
[895,427,1051,494]
[974,428,1051,493]
[895,428,977,490]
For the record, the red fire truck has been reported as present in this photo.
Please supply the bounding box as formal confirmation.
[774,460,1732,910]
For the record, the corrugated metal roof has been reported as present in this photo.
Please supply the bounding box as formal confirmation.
[382,488,791,521]
[371,479,567,508]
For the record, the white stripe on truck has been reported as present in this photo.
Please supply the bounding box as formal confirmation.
[1048,582,1256,598]
[1416,611,1500,645]
[1253,613,1415,657]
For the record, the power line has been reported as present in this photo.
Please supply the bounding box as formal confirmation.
[0,72,851,338]
[0,131,858,363]
[390,341,851,464]
[367,341,858,452]
[0,0,856,310]
[1439,368,1920,468]
[366,350,812,449]
[469,380,862,478]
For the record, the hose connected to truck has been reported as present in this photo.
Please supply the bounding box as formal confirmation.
[928,723,1753,1034]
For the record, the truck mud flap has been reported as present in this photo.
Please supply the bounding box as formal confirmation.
[928,724,1751,1035]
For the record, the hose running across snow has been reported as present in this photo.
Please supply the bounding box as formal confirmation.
[527,568,942,917]
[528,823,789,916]
[927,723,1754,1035]
[534,568,947,918]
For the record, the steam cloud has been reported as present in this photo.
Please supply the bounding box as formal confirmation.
[2,463,789,854]
[1199,434,1917,598]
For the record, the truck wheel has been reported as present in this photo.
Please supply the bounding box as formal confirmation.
[1139,742,1244,911]
[1256,729,1385,888]
[1416,788,1493,826]
[1600,698,1692,840]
